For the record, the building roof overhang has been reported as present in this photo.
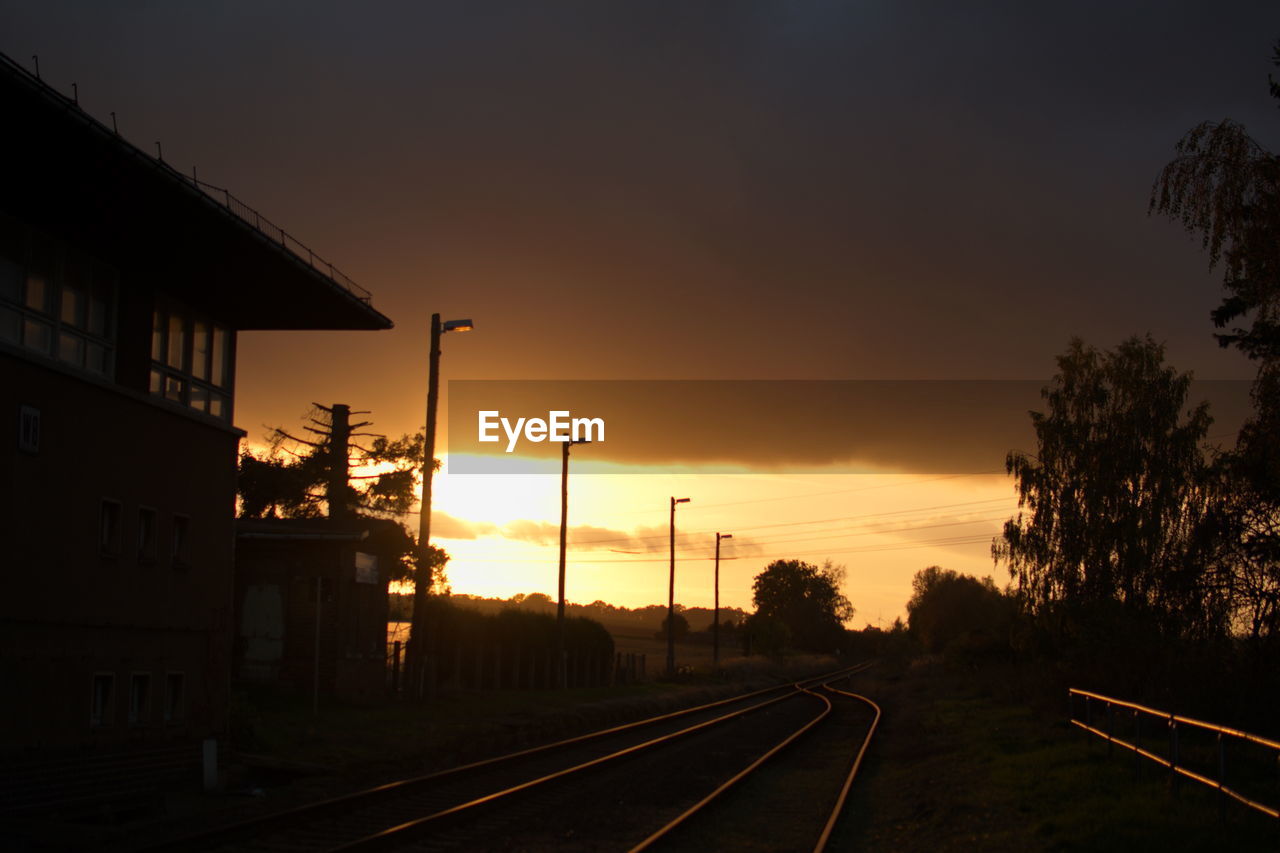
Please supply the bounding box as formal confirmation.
[0,53,393,332]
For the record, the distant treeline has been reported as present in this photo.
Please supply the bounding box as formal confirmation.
[390,591,748,635]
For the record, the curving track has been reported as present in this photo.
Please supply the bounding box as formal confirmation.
[134,664,879,853]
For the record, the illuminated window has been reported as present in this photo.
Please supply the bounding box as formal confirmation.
[150,301,232,421]
[90,673,114,728]
[0,215,117,377]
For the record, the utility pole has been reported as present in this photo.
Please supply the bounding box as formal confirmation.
[407,315,443,700]
[714,532,732,668]
[325,403,351,520]
[667,496,690,678]
[405,315,473,700]
[556,438,590,689]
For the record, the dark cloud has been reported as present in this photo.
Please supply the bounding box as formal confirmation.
[446,379,1250,474]
[0,3,1274,444]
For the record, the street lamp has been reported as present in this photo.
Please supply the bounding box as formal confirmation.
[667,496,691,678]
[714,532,732,667]
[407,312,473,699]
[556,437,590,689]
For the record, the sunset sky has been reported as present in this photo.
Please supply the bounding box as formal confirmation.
[5,2,1277,621]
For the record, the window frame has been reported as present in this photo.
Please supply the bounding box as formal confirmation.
[90,672,115,728]
[171,513,191,568]
[163,671,185,724]
[99,499,122,557]
[149,299,233,422]
[137,505,158,563]
[0,219,118,378]
[128,672,151,726]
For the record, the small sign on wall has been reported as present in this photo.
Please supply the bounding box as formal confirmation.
[355,551,379,584]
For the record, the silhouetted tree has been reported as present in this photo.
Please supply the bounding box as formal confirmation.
[906,566,1012,655]
[238,405,427,519]
[237,405,447,586]
[751,559,854,652]
[1150,40,1280,362]
[1150,43,1280,653]
[658,611,690,641]
[994,337,1222,641]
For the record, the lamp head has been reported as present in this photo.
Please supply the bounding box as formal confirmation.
[442,318,474,333]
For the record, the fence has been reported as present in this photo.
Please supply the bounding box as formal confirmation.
[385,638,644,694]
[1068,687,1280,821]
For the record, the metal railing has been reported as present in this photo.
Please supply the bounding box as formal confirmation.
[1068,687,1280,820]
[185,175,373,305]
[0,50,373,308]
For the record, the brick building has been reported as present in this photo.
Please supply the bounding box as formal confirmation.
[0,51,391,810]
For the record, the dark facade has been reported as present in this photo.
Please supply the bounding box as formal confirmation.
[0,50,391,803]
[236,518,402,702]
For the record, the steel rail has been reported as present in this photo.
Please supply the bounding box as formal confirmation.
[136,665,869,852]
[626,683,836,853]
[812,684,881,853]
[331,665,874,852]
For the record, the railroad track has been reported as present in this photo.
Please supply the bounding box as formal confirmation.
[134,663,879,853]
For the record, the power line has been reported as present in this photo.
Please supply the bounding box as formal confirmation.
[564,496,1014,548]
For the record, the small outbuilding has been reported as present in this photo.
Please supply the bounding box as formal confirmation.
[234,517,404,701]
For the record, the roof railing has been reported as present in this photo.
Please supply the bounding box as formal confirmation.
[0,50,373,307]
[1068,687,1280,821]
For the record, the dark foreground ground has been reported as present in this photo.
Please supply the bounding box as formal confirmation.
[14,654,1277,851]
[832,658,1277,852]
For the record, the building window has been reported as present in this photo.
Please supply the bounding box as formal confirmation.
[150,301,232,421]
[18,405,40,453]
[163,672,185,723]
[137,507,158,562]
[100,500,122,556]
[0,217,117,378]
[128,673,151,725]
[91,673,114,728]
[171,514,190,567]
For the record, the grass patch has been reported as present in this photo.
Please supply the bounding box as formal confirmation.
[837,660,1277,851]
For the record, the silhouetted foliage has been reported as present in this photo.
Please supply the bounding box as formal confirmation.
[906,566,1013,657]
[751,559,854,652]
[238,406,429,520]
[994,337,1223,643]
[742,612,790,656]
[1150,41,1280,362]
[1150,43,1280,658]
[237,406,447,586]
[421,598,613,687]
[656,611,689,641]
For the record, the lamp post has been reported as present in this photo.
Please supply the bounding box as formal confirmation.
[714,532,732,668]
[406,313,473,699]
[556,437,590,689]
[667,496,690,678]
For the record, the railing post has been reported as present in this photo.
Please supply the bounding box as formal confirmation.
[1107,702,1113,758]
[1134,710,1142,779]
[1217,732,1227,824]
[1169,713,1179,795]
[391,640,401,694]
